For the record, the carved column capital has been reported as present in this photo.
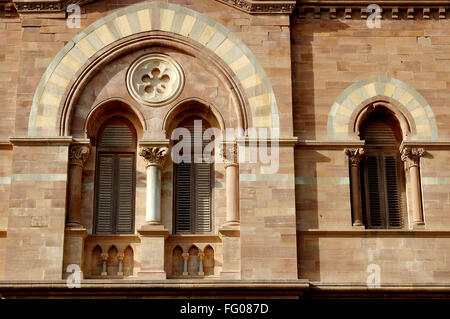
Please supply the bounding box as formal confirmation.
[345,148,365,166]
[100,253,109,261]
[220,142,239,167]
[139,147,169,168]
[117,253,125,261]
[401,147,425,169]
[69,144,91,167]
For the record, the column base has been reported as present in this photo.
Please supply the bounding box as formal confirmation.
[219,225,241,280]
[138,224,169,280]
[62,227,88,279]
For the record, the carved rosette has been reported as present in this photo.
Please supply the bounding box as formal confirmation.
[139,147,169,168]
[126,53,184,107]
[220,142,239,167]
[344,148,365,167]
[401,147,425,170]
[69,144,91,167]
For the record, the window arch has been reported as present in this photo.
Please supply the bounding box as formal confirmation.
[359,108,406,229]
[94,116,137,234]
[173,116,214,234]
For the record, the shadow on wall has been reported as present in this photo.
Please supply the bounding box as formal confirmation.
[291,10,349,280]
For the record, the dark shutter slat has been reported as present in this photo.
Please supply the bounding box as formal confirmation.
[366,156,383,228]
[195,162,212,233]
[176,162,192,232]
[116,154,134,233]
[385,156,402,227]
[100,123,133,147]
[362,120,398,147]
[96,155,114,234]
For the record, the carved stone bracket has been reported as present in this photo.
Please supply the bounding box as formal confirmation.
[139,147,169,168]
[345,148,365,167]
[401,147,425,170]
[69,144,91,167]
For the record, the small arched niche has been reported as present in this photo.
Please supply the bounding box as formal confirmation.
[107,246,119,276]
[203,245,215,276]
[123,246,134,277]
[172,246,183,277]
[91,245,102,276]
[187,245,200,275]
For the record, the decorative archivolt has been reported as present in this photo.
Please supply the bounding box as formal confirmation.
[28,1,279,136]
[328,76,438,141]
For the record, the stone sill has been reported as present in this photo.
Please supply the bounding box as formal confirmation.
[298,229,450,236]
[0,279,310,290]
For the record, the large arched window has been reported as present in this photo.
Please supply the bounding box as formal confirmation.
[94,116,136,234]
[360,109,405,229]
[173,116,214,234]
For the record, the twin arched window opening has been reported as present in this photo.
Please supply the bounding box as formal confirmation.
[93,115,214,235]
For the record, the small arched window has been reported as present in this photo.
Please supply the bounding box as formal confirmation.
[173,116,214,234]
[360,109,404,229]
[94,116,136,234]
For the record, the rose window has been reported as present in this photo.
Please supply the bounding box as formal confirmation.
[126,53,184,107]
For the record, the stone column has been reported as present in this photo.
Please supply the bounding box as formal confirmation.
[101,253,108,276]
[139,147,169,225]
[182,253,189,276]
[401,147,426,226]
[137,145,170,279]
[63,143,90,279]
[221,142,240,226]
[67,144,90,228]
[345,148,365,227]
[219,142,241,279]
[117,253,124,276]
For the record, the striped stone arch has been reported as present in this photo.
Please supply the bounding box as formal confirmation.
[28,1,279,136]
[327,76,438,141]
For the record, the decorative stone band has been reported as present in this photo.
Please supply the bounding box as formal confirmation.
[69,144,91,167]
[328,76,438,141]
[297,3,448,19]
[401,147,425,170]
[139,147,169,168]
[28,1,279,136]
[12,0,296,14]
[344,148,364,167]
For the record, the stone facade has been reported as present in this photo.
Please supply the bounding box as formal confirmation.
[0,0,449,297]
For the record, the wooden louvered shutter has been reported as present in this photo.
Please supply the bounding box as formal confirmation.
[96,154,114,234]
[195,162,212,233]
[116,154,134,233]
[95,116,136,235]
[361,114,403,229]
[384,156,401,227]
[365,156,383,228]
[175,162,192,233]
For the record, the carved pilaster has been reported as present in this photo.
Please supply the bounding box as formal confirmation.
[345,148,365,167]
[69,144,90,167]
[401,147,425,170]
[139,147,169,168]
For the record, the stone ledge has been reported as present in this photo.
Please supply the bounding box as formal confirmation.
[298,229,450,236]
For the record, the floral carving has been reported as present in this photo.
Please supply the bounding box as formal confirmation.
[344,148,364,166]
[139,147,169,168]
[69,144,90,167]
[401,147,425,169]
[127,54,184,107]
